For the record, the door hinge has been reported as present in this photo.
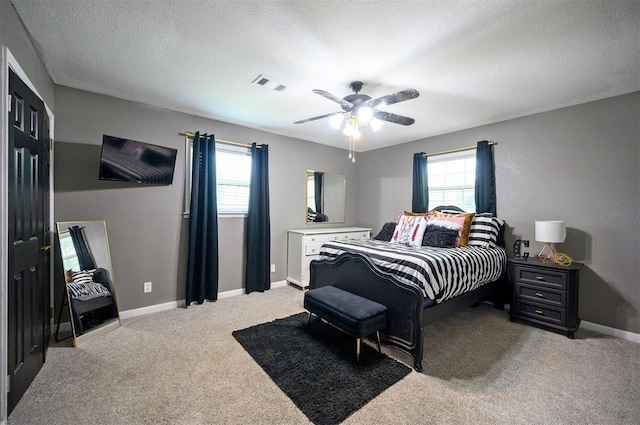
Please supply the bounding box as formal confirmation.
[6,375,10,393]
[8,95,11,113]
[50,307,54,319]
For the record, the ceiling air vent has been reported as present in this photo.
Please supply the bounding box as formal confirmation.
[252,74,286,92]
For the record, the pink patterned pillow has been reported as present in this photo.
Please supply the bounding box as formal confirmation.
[426,216,466,247]
[391,214,428,246]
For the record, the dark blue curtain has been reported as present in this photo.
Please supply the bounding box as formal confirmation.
[186,132,219,305]
[245,143,271,294]
[475,140,497,215]
[314,171,323,214]
[69,226,96,270]
[411,152,429,213]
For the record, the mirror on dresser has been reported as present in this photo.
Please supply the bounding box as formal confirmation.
[55,221,120,347]
[305,170,346,224]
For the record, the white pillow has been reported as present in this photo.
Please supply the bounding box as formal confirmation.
[391,214,428,246]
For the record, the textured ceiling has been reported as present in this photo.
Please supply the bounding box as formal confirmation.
[11,0,640,152]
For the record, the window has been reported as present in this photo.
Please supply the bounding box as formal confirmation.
[306,176,315,211]
[184,138,252,216]
[427,150,476,212]
[58,233,80,272]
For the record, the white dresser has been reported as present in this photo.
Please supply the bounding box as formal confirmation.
[287,227,371,289]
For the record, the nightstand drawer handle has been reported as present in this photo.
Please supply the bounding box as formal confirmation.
[535,276,545,281]
[535,292,545,298]
[534,309,544,315]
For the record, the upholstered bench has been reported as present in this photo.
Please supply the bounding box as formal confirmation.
[303,286,388,362]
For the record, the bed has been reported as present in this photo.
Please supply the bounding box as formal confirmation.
[309,207,508,371]
[67,268,118,336]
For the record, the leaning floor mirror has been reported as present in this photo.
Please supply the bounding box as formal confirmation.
[55,220,120,347]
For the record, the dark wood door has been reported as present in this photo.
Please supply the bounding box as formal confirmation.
[7,68,51,414]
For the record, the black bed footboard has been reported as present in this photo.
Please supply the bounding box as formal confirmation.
[310,252,426,371]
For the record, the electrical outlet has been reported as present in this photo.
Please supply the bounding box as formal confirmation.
[270,264,276,273]
[143,281,152,293]
[523,240,530,247]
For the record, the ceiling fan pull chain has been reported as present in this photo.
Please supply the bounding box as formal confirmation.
[349,136,356,163]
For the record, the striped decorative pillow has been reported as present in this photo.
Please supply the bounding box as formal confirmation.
[67,269,112,299]
[468,213,504,248]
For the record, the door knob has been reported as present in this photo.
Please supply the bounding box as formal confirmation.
[39,245,51,251]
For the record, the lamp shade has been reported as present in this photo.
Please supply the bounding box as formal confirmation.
[535,221,566,243]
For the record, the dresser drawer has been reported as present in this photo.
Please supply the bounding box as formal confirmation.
[301,255,319,283]
[515,283,565,308]
[303,233,336,244]
[516,300,566,326]
[304,231,369,245]
[516,266,567,290]
[338,231,370,240]
[305,243,324,256]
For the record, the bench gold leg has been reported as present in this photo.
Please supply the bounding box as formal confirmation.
[356,338,361,363]
[376,331,382,353]
[306,311,312,327]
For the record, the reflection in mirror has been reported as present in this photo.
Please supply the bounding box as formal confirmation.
[306,170,346,224]
[55,221,120,347]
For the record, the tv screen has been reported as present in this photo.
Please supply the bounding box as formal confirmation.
[99,135,178,185]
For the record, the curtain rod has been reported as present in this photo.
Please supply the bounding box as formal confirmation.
[422,141,496,157]
[181,132,265,149]
[58,226,84,235]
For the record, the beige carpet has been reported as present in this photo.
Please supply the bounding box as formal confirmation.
[8,285,640,425]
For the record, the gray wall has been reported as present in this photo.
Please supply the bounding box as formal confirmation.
[0,1,54,108]
[53,86,360,312]
[358,92,640,334]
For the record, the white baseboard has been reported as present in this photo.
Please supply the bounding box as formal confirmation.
[119,280,289,319]
[66,287,640,346]
[581,320,640,344]
[119,300,185,319]
[270,280,289,289]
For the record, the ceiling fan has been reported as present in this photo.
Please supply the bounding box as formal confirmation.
[294,81,420,130]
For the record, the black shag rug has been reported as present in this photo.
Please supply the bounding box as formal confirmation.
[232,312,411,425]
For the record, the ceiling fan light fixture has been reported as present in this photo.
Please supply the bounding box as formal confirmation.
[370,117,383,132]
[342,123,356,137]
[295,82,419,162]
[357,106,373,123]
[342,116,361,138]
[329,113,344,130]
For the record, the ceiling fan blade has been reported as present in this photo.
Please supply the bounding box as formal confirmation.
[312,89,354,111]
[294,112,341,124]
[366,89,419,108]
[374,111,415,126]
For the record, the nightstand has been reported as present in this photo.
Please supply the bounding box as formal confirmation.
[508,257,581,338]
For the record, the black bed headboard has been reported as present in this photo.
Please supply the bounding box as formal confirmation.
[430,205,466,214]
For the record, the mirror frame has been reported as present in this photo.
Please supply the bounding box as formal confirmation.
[305,169,346,225]
[56,220,121,347]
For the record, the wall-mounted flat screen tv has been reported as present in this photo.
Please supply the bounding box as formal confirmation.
[99,135,178,185]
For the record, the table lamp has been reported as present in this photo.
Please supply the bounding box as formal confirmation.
[535,220,566,262]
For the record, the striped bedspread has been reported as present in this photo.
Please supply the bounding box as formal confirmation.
[318,239,508,304]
